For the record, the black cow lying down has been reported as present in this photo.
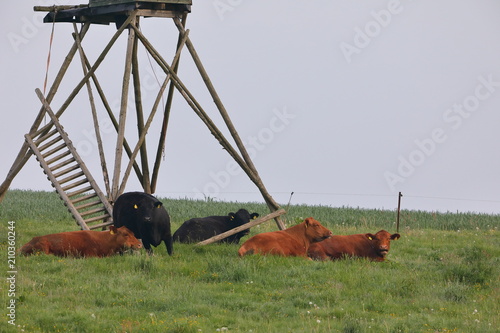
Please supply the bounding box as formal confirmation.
[173,209,259,244]
[113,192,173,255]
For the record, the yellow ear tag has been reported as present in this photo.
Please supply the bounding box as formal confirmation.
[368,236,372,240]
[134,204,138,209]
[110,230,115,235]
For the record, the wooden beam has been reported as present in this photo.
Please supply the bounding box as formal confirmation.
[117,28,188,195]
[196,209,286,246]
[151,13,188,193]
[112,13,137,200]
[131,17,151,193]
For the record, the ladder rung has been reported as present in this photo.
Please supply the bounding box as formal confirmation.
[49,158,76,173]
[88,221,114,230]
[42,143,67,159]
[34,128,59,144]
[84,214,111,224]
[32,123,54,138]
[58,171,85,185]
[37,135,63,151]
[46,150,71,165]
[53,164,80,178]
[62,178,89,192]
[74,200,104,211]
[71,193,98,204]
[80,207,107,217]
[67,185,93,197]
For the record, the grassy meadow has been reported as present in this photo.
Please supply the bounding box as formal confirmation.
[0,189,499,332]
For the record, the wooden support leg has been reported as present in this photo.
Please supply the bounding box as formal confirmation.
[131,17,151,193]
[112,14,137,201]
[151,13,188,193]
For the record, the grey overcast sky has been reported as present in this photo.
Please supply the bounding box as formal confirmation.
[1,1,500,214]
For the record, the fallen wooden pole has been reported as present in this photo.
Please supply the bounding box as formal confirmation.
[196,209,286,246]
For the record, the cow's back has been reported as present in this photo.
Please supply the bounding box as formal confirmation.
[309,234,384,261]
[238,218,331,257]
[173,217,227,243]
[238,230,302,256]
[20,228,141,257]
[20,232,90,257]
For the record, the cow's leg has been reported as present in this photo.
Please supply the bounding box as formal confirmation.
[164,236,173,256]
[143,242,154,256]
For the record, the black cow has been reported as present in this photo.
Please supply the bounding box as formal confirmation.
[113,192,173,255]
[173,209,259,244]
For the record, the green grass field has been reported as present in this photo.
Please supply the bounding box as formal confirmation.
[1,190,499,332]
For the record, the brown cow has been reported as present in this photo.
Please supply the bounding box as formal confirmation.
[238,217,332,257]
[20,226,142,258]
[308,229,400,262]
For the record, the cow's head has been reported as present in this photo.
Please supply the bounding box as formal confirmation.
[229,209,259,235]
[365,230,400,258]
[132,200,164,222]
[229,209,259,223]
[304,217,332,243]
[110,226,142,250]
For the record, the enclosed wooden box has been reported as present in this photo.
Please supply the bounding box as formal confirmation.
[89,0,192,7]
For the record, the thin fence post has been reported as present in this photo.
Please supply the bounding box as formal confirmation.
[397,192,403,233]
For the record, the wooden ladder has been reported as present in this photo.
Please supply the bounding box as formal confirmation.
[25,100,113,230]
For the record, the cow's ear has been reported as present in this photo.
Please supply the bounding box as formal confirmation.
[109,226,117,235]
[155,201,163,208]
[366,233,376,241]
[229,213,236,221]
[391,233,401,240]
[251,213,259,219]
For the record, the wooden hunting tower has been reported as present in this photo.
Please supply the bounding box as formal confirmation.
[0,1,285,235]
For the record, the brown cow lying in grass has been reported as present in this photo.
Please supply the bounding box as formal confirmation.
[20,226,142,258]
[238,217,332,257]
[308,229,400,262]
